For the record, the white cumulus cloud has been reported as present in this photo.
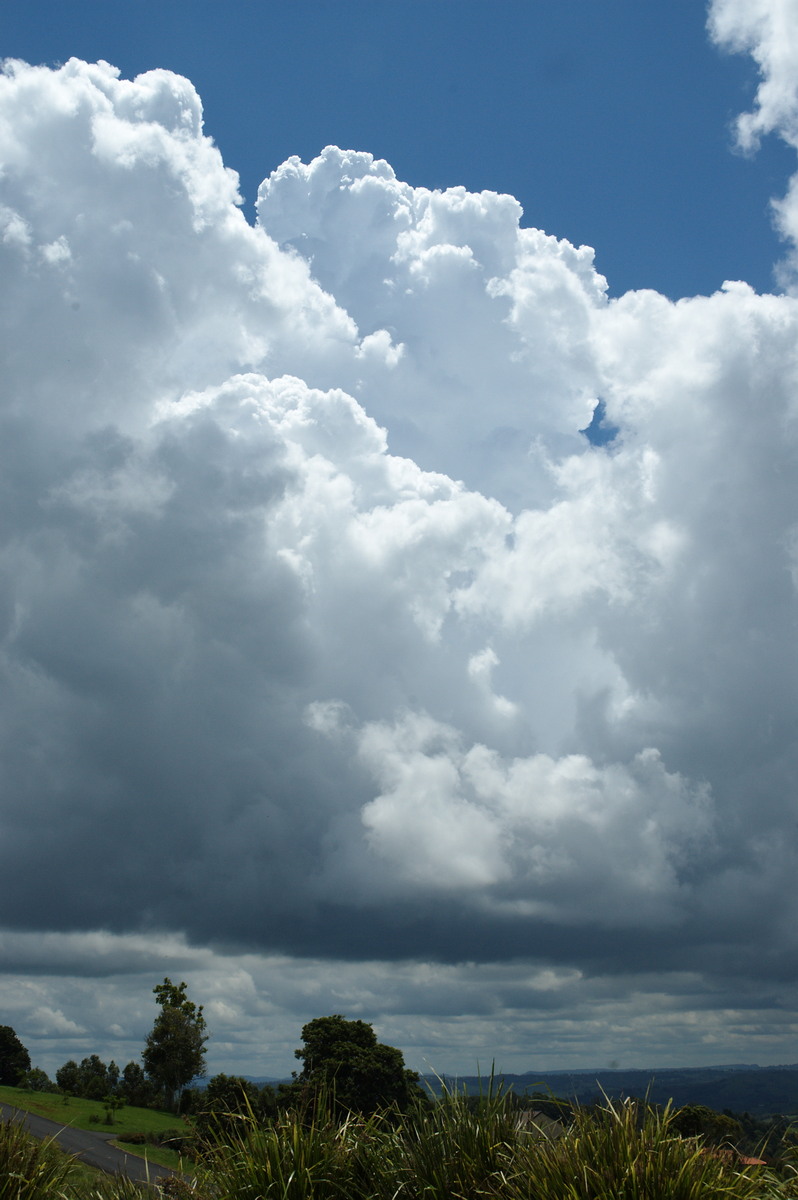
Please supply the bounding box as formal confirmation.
[2,29,798,1072]
[709,0,798,279]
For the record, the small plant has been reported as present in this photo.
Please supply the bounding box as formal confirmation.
[158,1179,212,1200]
[103,1094,124,1125]
[82,1178,153,1199]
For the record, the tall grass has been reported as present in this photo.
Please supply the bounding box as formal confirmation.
[5,1087,796,1200]
[199,1089,787,1200]
[504,1097,768,1200]
[387,1081,521,1200]
[202,1103,374,1200]
[0,1118,76,1200]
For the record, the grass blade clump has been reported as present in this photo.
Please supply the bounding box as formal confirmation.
[203,1102,365,1200]
[157,1082,798,1200]
[79,1180,154,1200]
[505,1097,766,1200]
[0,1118,76,1200]
[391,1079,522,1200]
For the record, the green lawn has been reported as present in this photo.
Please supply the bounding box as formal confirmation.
[111,1139,188,1171]
[0,1083,190,1141]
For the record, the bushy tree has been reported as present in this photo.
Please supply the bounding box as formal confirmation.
[291,1014,422,1116]
[55,1059,80,1094]
[143,977,207,1111]
[76,1054,113,1100]
[54,1055,118,1100]
[672,1103,744,1146]
[21,1067,52,1092]
[119,1060,156,1108]
[0,1025,31,1086]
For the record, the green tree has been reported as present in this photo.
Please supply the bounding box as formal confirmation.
[292,1014,422,1116]
[0,1025,31,1086]
[142,977,207,1111]
[76,1054,113,1100]
[55,1059,80,1094]
[672,1103,744,1146]
[119,1060,156,1108]
[22,1067,53,1092]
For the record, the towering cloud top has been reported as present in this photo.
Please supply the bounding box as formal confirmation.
[3,8,798,1071]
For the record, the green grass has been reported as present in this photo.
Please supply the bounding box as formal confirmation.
[0,1084,190,1141]
[111,1139,187,1172]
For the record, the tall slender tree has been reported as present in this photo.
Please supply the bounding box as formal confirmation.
[142,978,207,1111]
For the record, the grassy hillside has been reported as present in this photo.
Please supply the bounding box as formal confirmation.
[0,1082,189,1140]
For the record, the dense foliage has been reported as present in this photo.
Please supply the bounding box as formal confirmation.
[21,1067,54,1092]
[190,1073,278,1142]
[56,1056,119,1102]
[0,1023,31,1086]
[172,1092,798,1200]
[287,1014,424,1116]
[5,1084,798,1200]
[143,978,208,1112]
[47,979,205,1115]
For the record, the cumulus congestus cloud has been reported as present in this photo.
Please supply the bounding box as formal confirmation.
[2,13,798,1071]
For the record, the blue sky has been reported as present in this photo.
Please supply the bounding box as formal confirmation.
[2,0,793,298]
[4,2,798,1079]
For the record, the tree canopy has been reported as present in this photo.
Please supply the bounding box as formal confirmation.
[672,1104,744,1145]
[0,1025,30,1086]
[142,977,207,1111]
[191,1073,277,1141]
[119,1060,156,1107]
[292,1014,423,1115]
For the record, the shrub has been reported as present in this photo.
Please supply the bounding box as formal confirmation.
[20,1068,53,1093]
[147,1126,193,1154]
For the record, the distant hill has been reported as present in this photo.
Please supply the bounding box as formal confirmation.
[237,1075,287,1085]
[422,1065,798,1117]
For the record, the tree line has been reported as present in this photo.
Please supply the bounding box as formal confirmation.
[0,978,208,1111]
[3,988,795,1171]
[1,979,425,1122]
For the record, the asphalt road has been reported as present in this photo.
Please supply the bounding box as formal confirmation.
[0,1100,183,1187]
